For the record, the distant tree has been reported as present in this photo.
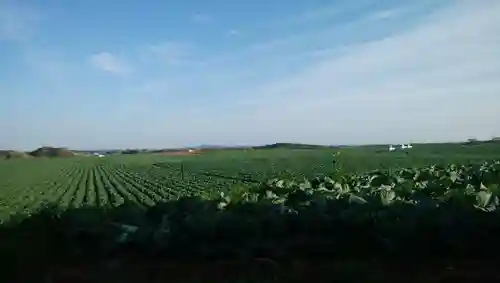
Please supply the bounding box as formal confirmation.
[29,147,73,157]
[122,149,140,155]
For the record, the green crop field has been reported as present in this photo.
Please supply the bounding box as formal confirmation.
[1,141,500,281]
[1,142,500,221]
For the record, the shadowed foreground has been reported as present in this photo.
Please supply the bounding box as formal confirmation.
[1,196,500,282]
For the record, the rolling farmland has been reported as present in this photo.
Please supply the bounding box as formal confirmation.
[2,143,500,221]
[1,142,500,282]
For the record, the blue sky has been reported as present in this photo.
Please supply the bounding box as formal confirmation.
[1,0,499,150]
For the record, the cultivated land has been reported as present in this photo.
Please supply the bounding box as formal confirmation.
[1,141,500,282]
[2,142,499,220]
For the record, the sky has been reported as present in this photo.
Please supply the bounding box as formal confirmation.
[1,0,499,150]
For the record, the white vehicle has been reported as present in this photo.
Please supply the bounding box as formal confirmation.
[389,145,396,151]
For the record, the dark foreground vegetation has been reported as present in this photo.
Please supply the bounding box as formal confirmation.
[1,202,500,282]
[2,160,500,282]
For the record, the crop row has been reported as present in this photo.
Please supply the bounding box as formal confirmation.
[124,163,243,196]
[0,162,214,222]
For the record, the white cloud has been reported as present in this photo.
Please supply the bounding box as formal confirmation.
[201,0,500,145]
[89,52,131,74]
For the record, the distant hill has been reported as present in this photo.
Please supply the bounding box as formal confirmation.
[0,150,32,159]
[253,143,334,150]
[29,147,74,158]
[463,138,500,145]
[0,150,10,157]
[196,144,231,149]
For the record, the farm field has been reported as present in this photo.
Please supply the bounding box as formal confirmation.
[1,142,500,282]
[1,142,500,221]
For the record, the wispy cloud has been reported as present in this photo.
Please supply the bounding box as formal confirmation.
[129,1,437,95]
[220,0,500,144]
[369,9,401,20]
[4,0,499,149]
[172,4,416,74]
[127,0,499,146]
[89,52,131,74]
[263,0,375,29]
